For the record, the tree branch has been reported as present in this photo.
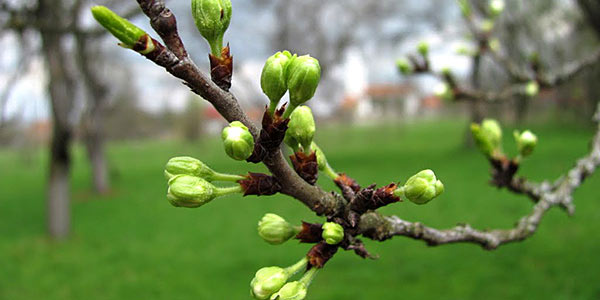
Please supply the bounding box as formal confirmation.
[133,0,344,216]
[359,104,600,249]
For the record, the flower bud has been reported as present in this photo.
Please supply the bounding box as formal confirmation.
[250,267,289,300]
[480,19,495,33]
[191,0,232,56]
[395,169,444,205]
[91,6,154,53]
[434,83,453,101]
[286,55,321,108]
[525,81,539,97]
[321,222,344,245]
[222,121,254,161]
[471,119,502,157]
[514,130,537,157]
[458,0,472,17]
[417,41,429,57]
[262,51,293,112]
[489,0,505,17]
[269,281,307,300]
[488,39,501,52]
[167,175,217,207]
[396,58,413,75]
[258,213,297,245]
[455,44,475,56]
[286,106,315,152]
[165,156,214,180]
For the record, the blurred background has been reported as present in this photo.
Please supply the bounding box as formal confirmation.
[1,0,600,299]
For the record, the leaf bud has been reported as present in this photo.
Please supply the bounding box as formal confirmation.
[514,130,538,157]
[222,121,255,161]
[286,106,315,152]
[480,19,495,33]
[395,169,444,205]
[91,6,154,53]
[470,119,502,157]
[191,0,233,56]
[286,55,321,108]
[257,213,297,245]
[321,222,344,245]
[262,51,293,114]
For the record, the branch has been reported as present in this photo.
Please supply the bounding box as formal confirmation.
[359,104,600,249]
[133,0,344,216]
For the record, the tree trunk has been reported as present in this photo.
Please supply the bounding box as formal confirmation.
[75,33,111,195]
[38,0,75,239]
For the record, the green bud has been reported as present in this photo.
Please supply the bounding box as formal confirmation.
[251,267,289,300]
[167,175,217,207]
[417,41,429,57]
[488,39,501,52]
[286,106,315,152]
[270,281,307,300]
[164,156,246,182]
[395,169,444,205]
[262,51,293,114]
[321,222,344,245]
[191,0,233,56]
[91,6,154,53]
[258,213,297,245]
[434,83,453,101]
[286,55,321,109]
[458,0,472,17]
[222,121,255,161]
[525,81,539,97]
[396,58,413,75]
[164,156,214,180]
[455,44,475,56]
[514,130,538,157]
[489,0,505,17]
[471,119,502,157]
[481,19,495,33]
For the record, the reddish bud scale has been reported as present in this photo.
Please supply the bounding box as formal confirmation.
[489,156,519,188]
[290,151,319,185]
[247,106,290,163]
[209,45,233,90]
[295,222,323,243]
[350,183,401,214]
[344,239,376,259]
[334,174,361,193]
[307,241,339,269]
[238,172,281,196]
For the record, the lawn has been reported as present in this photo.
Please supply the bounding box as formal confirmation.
[1,119,599,299]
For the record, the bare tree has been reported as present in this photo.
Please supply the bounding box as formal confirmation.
[0,0,139,237]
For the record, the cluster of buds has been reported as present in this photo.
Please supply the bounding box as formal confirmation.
[471,119,538,160]
[261,51,321,118]
[250,257,318,300]
[164,157,245,207]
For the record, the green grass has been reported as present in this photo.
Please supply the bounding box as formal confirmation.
[1,119,599,299]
